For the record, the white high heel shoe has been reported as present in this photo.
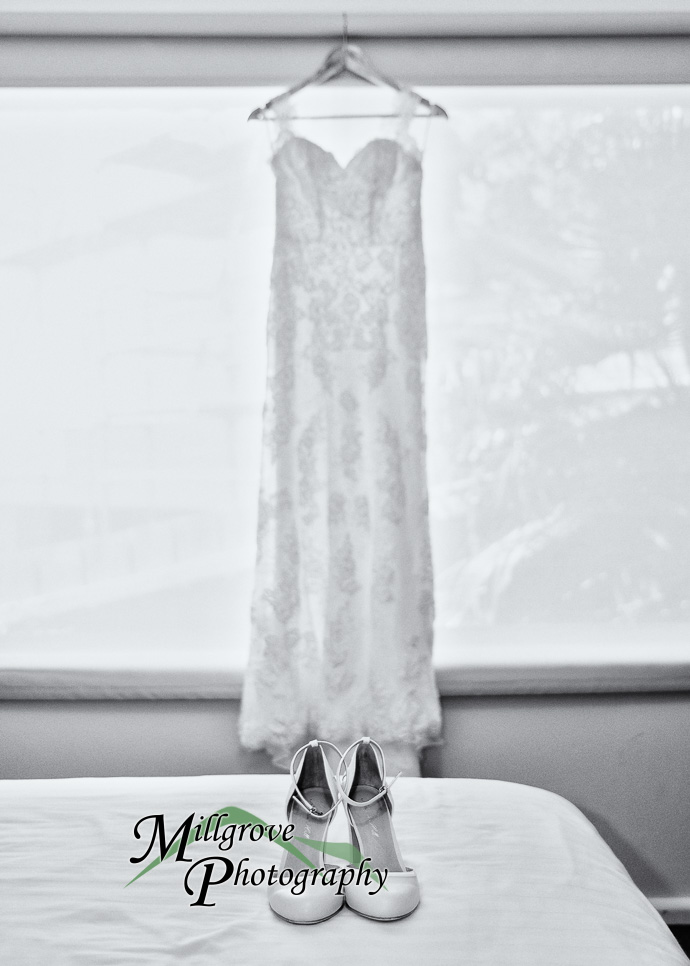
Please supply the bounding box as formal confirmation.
[337,736,420,921]
[268,739,344,924]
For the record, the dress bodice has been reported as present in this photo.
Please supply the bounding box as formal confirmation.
[267,122,427,392]
[271,135,423,247]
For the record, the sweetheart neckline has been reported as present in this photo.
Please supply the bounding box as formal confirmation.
[271,134,422,175]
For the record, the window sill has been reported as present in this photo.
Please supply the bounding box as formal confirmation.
[433,625,690,696]
[2,625,689,700]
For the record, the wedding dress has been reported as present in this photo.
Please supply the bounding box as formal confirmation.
[239,92,442,766]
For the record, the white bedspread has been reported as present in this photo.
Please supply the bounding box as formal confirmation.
[0,774,686,965]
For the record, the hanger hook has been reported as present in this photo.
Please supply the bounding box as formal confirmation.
[342,12,348,52]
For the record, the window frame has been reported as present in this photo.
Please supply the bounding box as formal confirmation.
[2,4,690,698]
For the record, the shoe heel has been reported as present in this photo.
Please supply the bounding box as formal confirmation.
[268,739,344,925]
[338,737,420,921]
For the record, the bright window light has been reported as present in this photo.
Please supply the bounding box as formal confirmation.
[0,85,688,668]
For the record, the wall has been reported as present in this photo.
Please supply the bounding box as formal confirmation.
[427,692,690,914]
[2,690,689,918]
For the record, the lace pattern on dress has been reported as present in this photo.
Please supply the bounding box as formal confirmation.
[240,88,442,768]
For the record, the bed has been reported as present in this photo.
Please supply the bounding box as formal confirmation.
[0,773,686,965]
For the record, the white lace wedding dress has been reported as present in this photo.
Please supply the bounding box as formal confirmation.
[239,93,442,766]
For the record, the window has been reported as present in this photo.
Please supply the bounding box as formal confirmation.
[424,87,690,635]
[1,27,689,689]
[0,88,272,670]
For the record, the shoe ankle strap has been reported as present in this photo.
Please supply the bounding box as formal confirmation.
[337,737,403,808]
[288,739,343,818]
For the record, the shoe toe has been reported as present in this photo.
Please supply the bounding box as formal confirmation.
[345,870,420,921]
[268,883,344,924]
